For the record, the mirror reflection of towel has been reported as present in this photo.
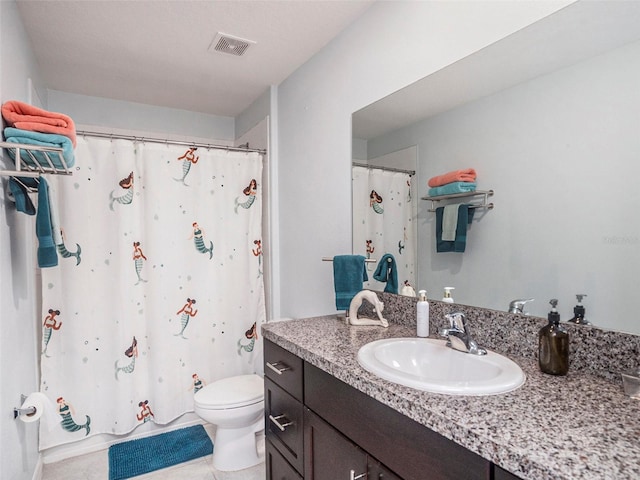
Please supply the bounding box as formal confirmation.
[442,204,461,241]
[373,254,398,294]
[333,255,368,311]
[436,205,475,253]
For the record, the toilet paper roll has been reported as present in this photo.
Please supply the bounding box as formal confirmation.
[18,392,59,430]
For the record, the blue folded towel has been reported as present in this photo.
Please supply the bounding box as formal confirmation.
[3,127,75,169]
[428,182,476,197]
[36,178,58,268]
[333,255,368,311]
[436,205,475,253]
[373,253,398,294]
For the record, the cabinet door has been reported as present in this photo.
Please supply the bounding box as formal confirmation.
[494,465,523,480]
[266,439,303,480]
[369,460,402,480]
[304,408,368,480]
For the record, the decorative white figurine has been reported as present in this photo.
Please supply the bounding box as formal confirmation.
[347,290,389,328]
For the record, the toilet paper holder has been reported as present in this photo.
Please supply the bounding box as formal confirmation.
[13,394,37,419]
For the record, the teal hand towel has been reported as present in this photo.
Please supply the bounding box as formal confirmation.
[373,253,398,294]
[8,178,36,215]
[436,205,475,253]
[36,178,58,268]
[333,255,368,311]
[428,182,477,197]
[4,127,75,169]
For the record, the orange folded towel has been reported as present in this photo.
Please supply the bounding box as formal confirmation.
[428,168,477,188]
[1,100,76,147]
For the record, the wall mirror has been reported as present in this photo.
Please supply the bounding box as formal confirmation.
[352,1,640,334]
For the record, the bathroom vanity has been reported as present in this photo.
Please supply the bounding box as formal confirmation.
[262,311,640,480]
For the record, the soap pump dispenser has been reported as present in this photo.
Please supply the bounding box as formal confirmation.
[567,294,590,325]
[539,299,569,376]
[416,290,429,338]
[442,287,455,303]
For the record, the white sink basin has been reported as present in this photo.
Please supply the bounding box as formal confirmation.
[357,337,525,396]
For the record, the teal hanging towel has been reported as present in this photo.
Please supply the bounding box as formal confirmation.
[333,255,368,311]
[373,253,398,294]
[436,204,475,253]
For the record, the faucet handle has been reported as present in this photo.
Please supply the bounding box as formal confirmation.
[508,298,534,314]
[445,312,466,331]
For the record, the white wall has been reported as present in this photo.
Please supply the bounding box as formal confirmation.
[0,2,45,479]
[48,90,234,141]
[373,39,640,332]
[276,0,574,319]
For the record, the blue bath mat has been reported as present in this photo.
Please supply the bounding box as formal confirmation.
[108,425,213,480]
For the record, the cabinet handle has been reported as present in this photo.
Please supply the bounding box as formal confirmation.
[350,470,366,480]
[266,361,291,375]
[269,414,294,432]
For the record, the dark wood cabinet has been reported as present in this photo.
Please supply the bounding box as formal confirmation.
[264,339,523,480]
[304,362,490,480]
[369,460,402,480]
[494,465,523,480]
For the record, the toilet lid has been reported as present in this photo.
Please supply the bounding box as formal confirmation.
[195,374,264,409]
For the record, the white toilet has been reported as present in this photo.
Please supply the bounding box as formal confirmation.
[194,374,265,471]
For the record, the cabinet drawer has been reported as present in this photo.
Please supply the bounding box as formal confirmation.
[265,377,304,474]
[265,340,304,401]
[266,439,302,480]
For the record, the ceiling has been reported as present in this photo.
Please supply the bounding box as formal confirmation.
[16,0,373,118]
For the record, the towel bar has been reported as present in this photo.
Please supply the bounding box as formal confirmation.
[322,257,382,264]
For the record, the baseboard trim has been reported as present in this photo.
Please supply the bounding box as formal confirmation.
[31,456,44,480]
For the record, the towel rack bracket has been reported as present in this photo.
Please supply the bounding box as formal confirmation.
[421,189,494,213]
[1,141,73,188]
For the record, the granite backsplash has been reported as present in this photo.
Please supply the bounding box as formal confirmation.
[358,291,640,383]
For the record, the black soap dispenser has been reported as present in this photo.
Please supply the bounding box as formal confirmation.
[538,299,569,376]
[567,294,590,325]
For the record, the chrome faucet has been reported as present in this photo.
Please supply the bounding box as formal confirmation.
[508,298,534,314]
[440,312,487,355]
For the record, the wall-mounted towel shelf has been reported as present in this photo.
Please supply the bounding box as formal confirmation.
[421,190,494,212]
[0,141,73,191]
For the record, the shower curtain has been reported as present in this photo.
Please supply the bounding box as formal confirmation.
[352,165,416,291]
[39,136,265,449]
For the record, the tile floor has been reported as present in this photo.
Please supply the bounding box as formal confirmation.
[41,426,266,480]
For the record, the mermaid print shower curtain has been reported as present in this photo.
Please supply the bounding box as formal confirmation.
[39,136,265,449]
[352,166,416,292]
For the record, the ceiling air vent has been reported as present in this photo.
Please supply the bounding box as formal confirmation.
[209,33,255,57]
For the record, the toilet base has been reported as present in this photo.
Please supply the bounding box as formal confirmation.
[211,418,264,471]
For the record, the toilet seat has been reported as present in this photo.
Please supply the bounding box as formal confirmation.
[195,374,263,409]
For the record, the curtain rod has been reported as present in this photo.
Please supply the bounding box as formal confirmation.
[76,130,267,155]
[352,162,415,176]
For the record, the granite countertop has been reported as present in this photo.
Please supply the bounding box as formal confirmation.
[262,316,640,480]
